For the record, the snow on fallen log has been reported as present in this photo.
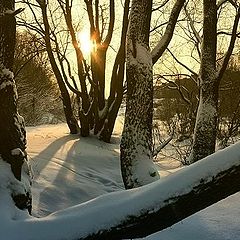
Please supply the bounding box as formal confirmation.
[0,142,240,240]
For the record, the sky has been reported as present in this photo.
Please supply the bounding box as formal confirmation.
[16,0,240,92]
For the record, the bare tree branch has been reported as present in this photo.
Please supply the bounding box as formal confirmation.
[152,0,171,12]
[216,6,240,82]
[152,134,173,157]
[167,48,198,77]
[184,4,202,48]
[217,0,238,9]
[151,0,186,65]
[103,0,114,47]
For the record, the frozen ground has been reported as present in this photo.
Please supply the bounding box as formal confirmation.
[24,121,240,240]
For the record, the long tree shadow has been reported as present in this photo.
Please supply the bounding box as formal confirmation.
[29,134,79,179]
[32,136,124,217]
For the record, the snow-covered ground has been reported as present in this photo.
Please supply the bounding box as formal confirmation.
[26,121,239,240]
[0,119,239,239]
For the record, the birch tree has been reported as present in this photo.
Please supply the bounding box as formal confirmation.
[120,0,159,188]
[189,0,240,163]
[120,0,186,188]
[0,0,32,213]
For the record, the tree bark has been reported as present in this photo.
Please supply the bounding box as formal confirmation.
[120,0,160,189]
[61,1,90,136]
[188,0,218,163]
[0,0,32,213]
[120,0,185,188]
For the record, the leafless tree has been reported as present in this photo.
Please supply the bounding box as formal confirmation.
[152,0,240,163]
[1,2,240,239]
[19,0,129,142]
[189,0,240,163]
[121,0,186,188]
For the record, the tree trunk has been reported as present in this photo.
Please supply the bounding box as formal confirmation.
[99,93,123,143]
[41,2,79,135]
[63,4,90,136]
[91,47,107,111]
[120,0,160,189]
[120,0,185,188]
[0,0,32,213]
[188,0,218,163]
[99,2,129,142]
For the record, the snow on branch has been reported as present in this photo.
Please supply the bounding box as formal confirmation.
[1,142,240,239]
[0,8,24,18]
[0,68,14,90]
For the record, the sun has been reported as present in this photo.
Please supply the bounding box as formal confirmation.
[77,30,93,56]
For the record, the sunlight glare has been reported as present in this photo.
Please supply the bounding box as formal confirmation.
[78,30,92,56]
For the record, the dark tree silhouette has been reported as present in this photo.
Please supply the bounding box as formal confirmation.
[0,0,31,212]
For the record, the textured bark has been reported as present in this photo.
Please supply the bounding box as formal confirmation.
[189,1,240,163]
[91,48,107,111]
[0,0,32,213]
[189,0,218,163]
[87,0,117,134]
[120,0,160,189]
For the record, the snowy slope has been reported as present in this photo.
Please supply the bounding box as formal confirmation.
[26,122,240,240]
[27,123,124,216]
[0,120,239,240]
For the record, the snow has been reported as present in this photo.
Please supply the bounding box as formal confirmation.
[4,10,15,15]
[136,43,153,65]
[26,124,124,216]
[0,159,28,207]
[0,67,18,98]
[132,152,160,185]
[127,42,153,68]
[0,80,13,90]
[195,100,217,132]
[11,148,24,156]
[1,68,14,79]
[0,121,240,239]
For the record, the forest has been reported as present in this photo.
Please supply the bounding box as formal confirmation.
[0,0,240,239]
